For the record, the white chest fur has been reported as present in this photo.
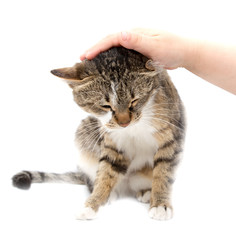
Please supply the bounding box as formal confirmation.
[109,119,158,172]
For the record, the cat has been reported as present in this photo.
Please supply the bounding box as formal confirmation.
[12,47,186,220]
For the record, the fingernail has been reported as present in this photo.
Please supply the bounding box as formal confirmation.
[84,51,91,59]
[80,53,86,60]
[121,31,128,41]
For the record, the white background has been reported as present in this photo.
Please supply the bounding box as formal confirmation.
[0,0,236,239]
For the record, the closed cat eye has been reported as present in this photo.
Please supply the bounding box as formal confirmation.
[130,99,139,107]
[131,99,138,104]
[101,105,112,110]
[129,99,139,111]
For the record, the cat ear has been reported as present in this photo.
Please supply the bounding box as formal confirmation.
[51,62,94,88]
[145,60,163,74]
[51,64,80,80]
[145,60,156,71]
[51,61,92,80]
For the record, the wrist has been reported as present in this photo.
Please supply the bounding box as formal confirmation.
[181,38,200,71]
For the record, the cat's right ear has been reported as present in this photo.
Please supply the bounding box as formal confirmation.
[51,62,94,88]
[51,67,78,80]
[51,62,83,81]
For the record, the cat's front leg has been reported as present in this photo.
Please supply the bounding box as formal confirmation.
[149,159,175,220]
[76,154,128,220]
[149,143,182,220]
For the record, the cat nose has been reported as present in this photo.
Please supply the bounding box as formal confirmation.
[115,112,131,128]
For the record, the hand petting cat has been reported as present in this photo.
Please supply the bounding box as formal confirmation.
[80,29,184,70]
[81,28,236,94]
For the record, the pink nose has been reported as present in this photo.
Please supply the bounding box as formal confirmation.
[119,121,130,128]
[115,111,131,128]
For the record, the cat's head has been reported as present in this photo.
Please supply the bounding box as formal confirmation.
[51,47,162,130]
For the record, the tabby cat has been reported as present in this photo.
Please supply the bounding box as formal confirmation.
[12,47,185,220]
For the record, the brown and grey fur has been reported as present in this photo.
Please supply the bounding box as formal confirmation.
[12,47,185,220]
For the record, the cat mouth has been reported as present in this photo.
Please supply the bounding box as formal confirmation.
[118,121,131,128]
[105,118,140,131]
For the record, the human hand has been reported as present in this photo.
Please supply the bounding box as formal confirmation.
[80,29,191,70]
[81,28,236,94]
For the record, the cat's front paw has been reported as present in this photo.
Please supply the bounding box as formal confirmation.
[76,207,97,220]
[149,205,173,220]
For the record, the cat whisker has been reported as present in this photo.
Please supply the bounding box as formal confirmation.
[143,109,181,116]
[76,122,101,133]
[91,128,107,153]
[76,127,101,140]
[142,112,184,129]
[76,121,101,128]
[79,127,104,150]
[77,126,100,136]
[141,116,185,132]
[139,119,166,136]
[83,126,107,152]
[144,104,182,113]
[86,132,102,152]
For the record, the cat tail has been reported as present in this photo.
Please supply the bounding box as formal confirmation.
[12,170,93,192]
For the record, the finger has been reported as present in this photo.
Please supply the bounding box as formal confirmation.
[80,53,86,61]
[83,31,145,59]
[80,33,122,60]
[80,31,141,60]
[80,31,157,61]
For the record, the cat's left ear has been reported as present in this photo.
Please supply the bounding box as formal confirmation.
[145,60,156,71]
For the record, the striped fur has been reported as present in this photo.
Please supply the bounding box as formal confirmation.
[12,47,186,220]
